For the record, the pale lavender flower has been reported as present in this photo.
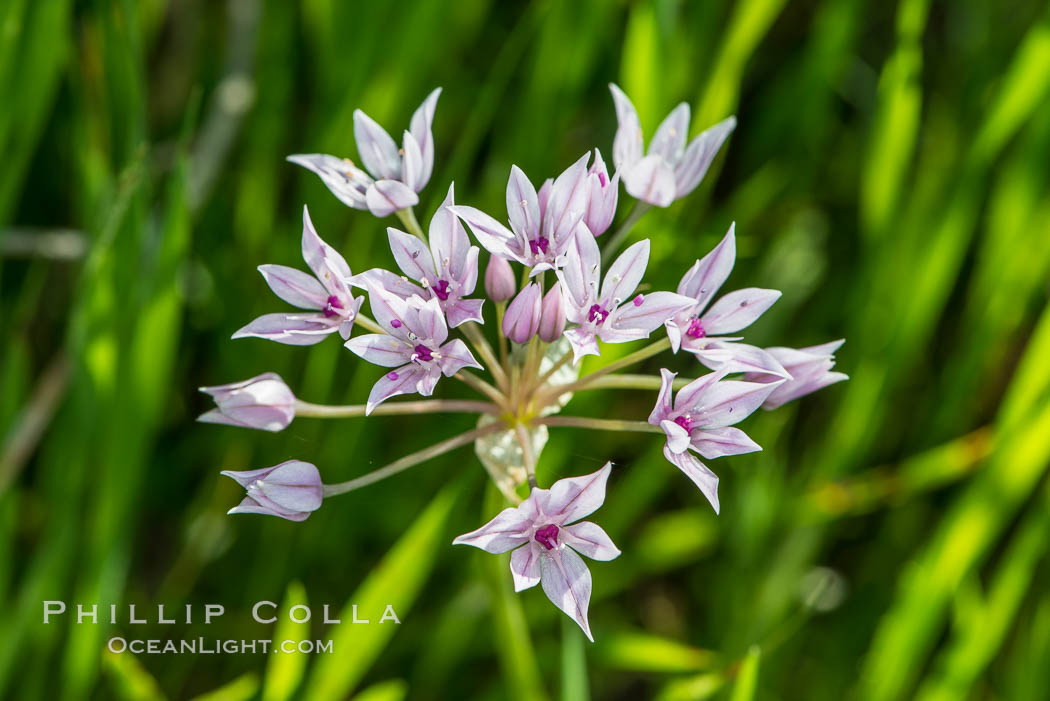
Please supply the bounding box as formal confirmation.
[557,226,695,362]
[198,372,296,432]
[352,185,483,328]
[648,369,780,513]
[450,154,592,274]
[538,282,566,343]
[503,283,542,344]
[583,149,619,236]
[288,88,441,217]
[749,340,848,409]
[453,463,620,641]
[609,83,736,207]
[665,224,788,378]
[484,254,517,302]
[222,460,323,522]
[233,207,364,345]
[345,287,480,413]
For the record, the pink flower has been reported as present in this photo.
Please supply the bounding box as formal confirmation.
[557,227,695,362]
[233,207,363,345]
[609,83,736,207]
[198,372,296,432]
[287,88,441,217]
[450,154,592,273]
[503,283,542,344]
[352,184,484,328]
[484,254,517,302]
[538,282,566,343]
[665,224,789,378]
[345,287,480,413]
[648,369,781,513]
[583,149,619,236]
[222,460,323,521]
[453,463,620,641]
[749,340,848,409]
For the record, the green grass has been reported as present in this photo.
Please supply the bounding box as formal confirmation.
[2,1,1050,698]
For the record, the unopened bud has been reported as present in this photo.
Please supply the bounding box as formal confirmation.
[503,283,542,344]
[484,255,516,302]
[538,282,566,342]
[198,373,295,432]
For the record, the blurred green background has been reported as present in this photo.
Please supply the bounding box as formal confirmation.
[3,0,1050,699]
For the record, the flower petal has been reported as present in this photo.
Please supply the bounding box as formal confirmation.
[540,547,594,642]
[445,298,485,328]
[228,495,311,521]
[543,153,591,247]
[677,223,736,312]
[557,221,601,311]
[232,312,337,345]
[257,264,329,310]
[649,102,690,163]
[437,338,482,376]
[545,462,612,524]
[562,521,621,562]
[564,327,600,364]
[301,206,353,294]
[366,179,419,217]
[401,130,424,192]
[254,460,324,512]
[693,341,791,378]
[700,288,781,335]
[409,87,441,187]
[452,507,533,553]
[648,368,676,424]
[660,419,691,454]
[449,205,520,260]
[688,379,779,429]
[606,291,695,336]
[689,426,762,459]
[622,154,677,207]
[429,184,472,284]
[600,239,649,305]
[354,109,401,180]
[286,153,372,209]
[365,364,429,414]
[506,165,541,243]
[387,226,437,283]
[349,268,425,299]
[510,543,542,591]
[345,333,410,368]
[663,446,720,514]
[674,116,736,197]
[609,83,643,171]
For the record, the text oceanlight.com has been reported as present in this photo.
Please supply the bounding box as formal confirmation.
[107,638,334,655]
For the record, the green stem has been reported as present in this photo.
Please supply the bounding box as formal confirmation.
[533,416,663,434]
[295,399,499,418]
[395,206,426,240]
[601,202,651,258]
[534,338,670,405]
[323,423,504,496]
[583,373,693,391]
[456,370,509,409]
[461,322,510,392]
[355,313,385,335]
[514,423,538,490]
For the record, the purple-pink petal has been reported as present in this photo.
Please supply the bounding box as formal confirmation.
[689,427,762,459]
[365,363,429,414]
[353,109,401,180]
[649,102,690,162]
[622,154,677,207]
[232,312,337,345]
[700,287,781,335]
[409,87,441,187]
[510,544,542,591]
[545,463,612,525]
[561,521,621,562]
[257,264,330,310]
[506,165,541,242]
[677,223,736,312]
[388,227,437,283]
[539,547,594,642]
[437,338,481,376]
[450,205,519,260]
[366,179,419,217]
[674,116,736,197]
[345,333,410,368]
[663,446,720,513]
[452,507,534,554]
[600,239,649,306]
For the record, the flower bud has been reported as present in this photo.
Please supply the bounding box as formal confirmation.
[222,460,323,521]
[538,282,566,343]
[485,254,517,302]
[584,149,619,236]
[503,283,542,344]
[198,372,296,432]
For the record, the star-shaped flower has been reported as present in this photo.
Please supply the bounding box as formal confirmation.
[453,463,620,641]
[450,153,592,274]
[345,286,480,413]
[665,224,788,378]
[557,226,695,362]
[288,88,441,217]
[352,184,484,327]
[233,206,363,345]
[648,368,781,513]
[609,83,736,207]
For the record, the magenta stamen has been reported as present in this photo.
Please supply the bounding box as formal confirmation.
[387,371,399,380]
[434,279,451,301]
[413,344,434,362]
[529,237,550,256]
[323,295,344,318]
[633,294,644,307]
[598,172,607,187]
[534,524,559,550]
[686,318,706,339]
[391,319,402,329]
[674,415,695,432]
[588,304,609,324]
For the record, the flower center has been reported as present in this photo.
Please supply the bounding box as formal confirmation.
[534,524,559,550]
[323,295,344,318]
[434,279,451,301]
[413,344,434,362]
[588,304,609,324]
[529,237,550,256]
[686,318,706,339]
[674,415,695,432]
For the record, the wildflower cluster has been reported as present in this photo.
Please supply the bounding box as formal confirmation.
[201,86,847,640]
